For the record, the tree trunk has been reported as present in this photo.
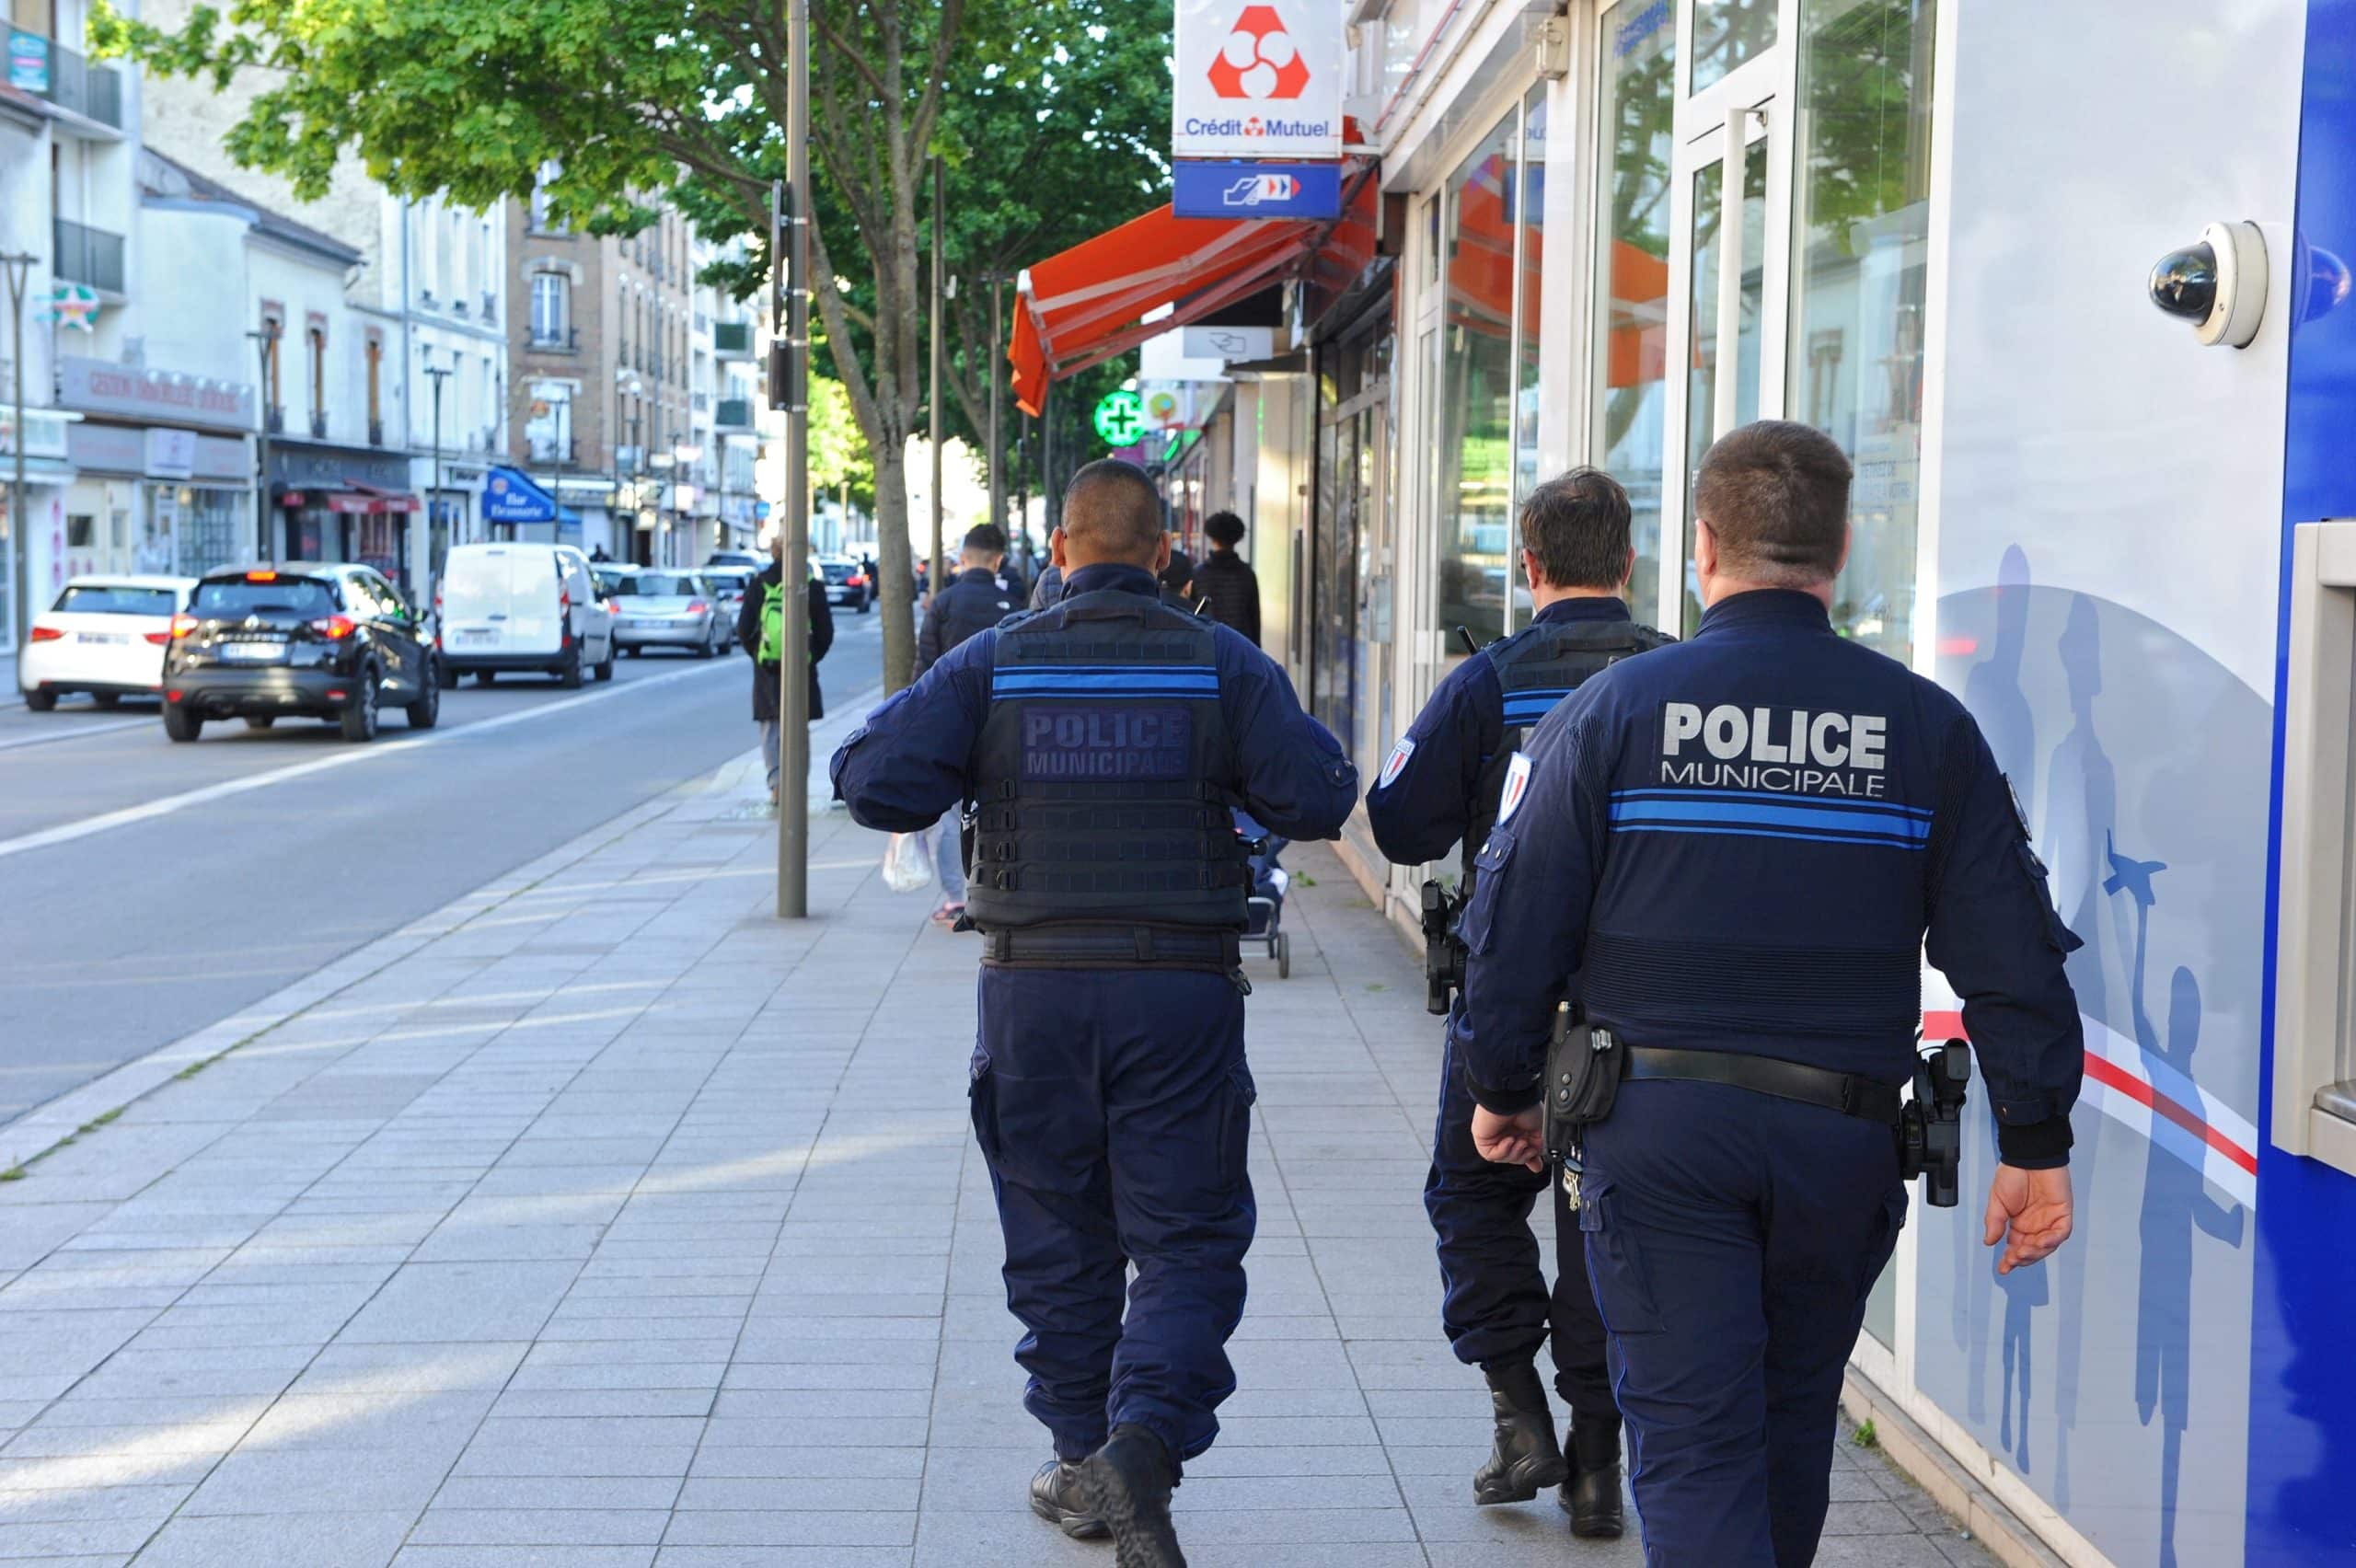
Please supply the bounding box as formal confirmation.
[870,440,917,694]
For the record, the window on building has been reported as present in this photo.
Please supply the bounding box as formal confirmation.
[307,325,327,431]
[530,160,567,233]
[1513,84,1547,517]
[1789,0,1936,663]
[1591,0,1677,631]
[531,273,570,346]
[1434,111,1520,651]
[365,334,384,442]
[260,306,285,430]
[1692,0,1776,93]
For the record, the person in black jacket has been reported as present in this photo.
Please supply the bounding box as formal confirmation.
[917,525,1016,677]
[1158,547,1195,609]
[1192,511,1262,646]
[736,541,834,804]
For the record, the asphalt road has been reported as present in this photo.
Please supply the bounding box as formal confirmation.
[0,606,887,1124]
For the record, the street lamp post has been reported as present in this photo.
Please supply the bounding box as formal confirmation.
[553,395,572,539]
[245,319,283,561]
[2,251,32,655]
[775,4,813,918]
[424,351,450,548]
[928,156,945,596]
[987,271,1005,538]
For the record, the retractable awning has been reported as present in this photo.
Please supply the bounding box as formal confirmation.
[279,481,421,514]
[1009,162,1379,417]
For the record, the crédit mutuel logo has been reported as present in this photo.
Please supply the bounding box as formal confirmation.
[1184,5,1332,140]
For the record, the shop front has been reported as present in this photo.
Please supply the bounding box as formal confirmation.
[268,444,422,589]
[0,406,78,653]
[57,356,260,582]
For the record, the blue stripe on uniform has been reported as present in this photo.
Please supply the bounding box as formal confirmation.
[1608,793,1930,848]
[1605,821,1928,849]
[1613,785,1931,822]
[991,664,1219,700]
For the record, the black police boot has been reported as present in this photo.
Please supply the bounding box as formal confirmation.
[1029,1457,1109,1539]
[1080,1424,1186,1568]
[1472,1359,1569,1505]
[1558,1419,1625,1539]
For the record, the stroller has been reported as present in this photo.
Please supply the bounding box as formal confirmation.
[1234,809,1292,979]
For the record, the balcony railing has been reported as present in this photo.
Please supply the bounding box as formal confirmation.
[714,398,754,432]
[713,320,754,359]
[309,410,328,439]
[482,292,498,323]
[266,406,284,435]
[528,327,580,354]
[52,215,124,294]
[11,35,123,129]
[369,417,384,447]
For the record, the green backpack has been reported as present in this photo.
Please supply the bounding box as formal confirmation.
[758,580,785,663]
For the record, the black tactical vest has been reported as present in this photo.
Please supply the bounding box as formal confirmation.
[1463,617,1673,883]
[964,588,1250,943]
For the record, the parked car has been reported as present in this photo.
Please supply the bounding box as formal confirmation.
[162,564,438,743]
[817,556,872,612]
[608,570,733,657]
[434,542,614,687]
[705,549,764,574]
[17,574,194,710]
[702,564,757,650]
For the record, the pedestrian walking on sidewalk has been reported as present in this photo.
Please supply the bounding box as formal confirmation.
[1363,468,1671,1539]
[1461,421,2084,1568]
[914,523,1016,922]
[832,459,1357,1568]
[738,539,833,804]
[1191,511,1261,646]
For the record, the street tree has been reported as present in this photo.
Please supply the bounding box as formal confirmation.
[93,0,1054,693]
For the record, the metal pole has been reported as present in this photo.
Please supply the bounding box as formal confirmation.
[4,253,29,654]
[929,157,944,596]
[555,398,569,539]
[987,275,1004,536]
[251,322,279,562]
[426,355,448,546]
[776,41,813,917]
[1042,380,1055,536]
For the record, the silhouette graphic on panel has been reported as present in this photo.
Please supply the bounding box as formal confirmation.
[2038,592,2119,1509]
[2108,836,2246,1568]
[1958,548,2036,1432]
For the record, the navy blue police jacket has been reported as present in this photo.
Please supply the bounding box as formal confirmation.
[830,561,1359,847]
[1460,588,2085,1169]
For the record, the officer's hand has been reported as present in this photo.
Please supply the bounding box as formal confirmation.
[1983,1164,2073,1274]
[1471,1106,1546,1173]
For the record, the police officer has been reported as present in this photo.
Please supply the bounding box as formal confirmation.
[1461,421,2084,1567]
[832,459,1357,1568]
[916,523,1016,677]
[1365,468,1667,1536]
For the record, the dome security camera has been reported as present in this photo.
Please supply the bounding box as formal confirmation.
[2149,221,2269,349]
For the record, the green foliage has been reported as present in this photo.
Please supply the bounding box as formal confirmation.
[807,374,873,511]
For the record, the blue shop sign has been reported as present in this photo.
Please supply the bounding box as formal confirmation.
[1172,161,1343,221]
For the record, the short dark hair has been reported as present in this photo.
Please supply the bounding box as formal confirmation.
[1062,461,1164,564]
[1205,511,1244,548]
[1520,468,1634,591]
[961,524,1006,559]
[1693,420,1853,582]
[1159,548,1194,595]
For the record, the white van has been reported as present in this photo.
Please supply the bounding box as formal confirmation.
[434,543,615,687]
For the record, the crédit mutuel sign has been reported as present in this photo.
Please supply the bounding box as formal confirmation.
[1173,1,1342,160]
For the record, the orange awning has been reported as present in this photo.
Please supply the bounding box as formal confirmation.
[1010,162,1379,417]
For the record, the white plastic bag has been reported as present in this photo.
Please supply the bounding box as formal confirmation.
[882,832,935,894]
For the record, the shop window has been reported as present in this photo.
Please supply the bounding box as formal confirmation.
[1692,0,1775,93]
[1681,137,1767,633]
[1789,0,1936,663]
[65,513,94,548]
[1592,0,1677,630]
[1435,112,1519,651]
[1513,84,1547,525]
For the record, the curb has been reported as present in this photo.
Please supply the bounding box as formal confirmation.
[1841,1374,2069,1568]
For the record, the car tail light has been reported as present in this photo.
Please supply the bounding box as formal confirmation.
[245,569,279,582]
[144,629,172,646]
[849,573,867,587]
[687,600,708,615]
[560,588,572,614]
[326,688,348,701]
[167,690,185,703]
[310,615,357,640]
[27,624,64,642]
[169,615,200,640]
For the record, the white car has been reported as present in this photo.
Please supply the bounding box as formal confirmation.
[434,542,615,687]
[17,574,195,710]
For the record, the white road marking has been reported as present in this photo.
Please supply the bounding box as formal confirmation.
[0,716,155,753]
[0,661,736,862]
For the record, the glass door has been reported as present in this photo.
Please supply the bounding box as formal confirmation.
[1657,10,1794,633]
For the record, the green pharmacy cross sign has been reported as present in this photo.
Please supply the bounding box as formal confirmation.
[1092,389,1145,446]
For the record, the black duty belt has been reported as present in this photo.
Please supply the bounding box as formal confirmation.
[1623,1043,1903,1125]
[980,925,1240,972]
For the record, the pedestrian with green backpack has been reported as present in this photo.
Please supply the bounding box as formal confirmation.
[737,537,834,804]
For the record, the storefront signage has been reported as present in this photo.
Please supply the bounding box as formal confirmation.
[1181,324,1276,362]
[1092,390,1146,446]
[65,421,248,481]
[481,466,559,525]
[269,445,410,492]
[6,29,49,94]
[144,427,198,479]
[48,284,99,332]
[59,356,257,432]
[0,407,74,461]
[1172,160,1342,220]
[1173,0,1341,160]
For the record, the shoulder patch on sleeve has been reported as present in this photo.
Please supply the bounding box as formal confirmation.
[1496,751,1533,824]
[1378,735,1416,789]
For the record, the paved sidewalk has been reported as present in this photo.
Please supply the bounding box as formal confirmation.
[0,755,1994,1566]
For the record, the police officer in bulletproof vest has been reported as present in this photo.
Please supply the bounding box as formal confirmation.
[831,459,1357,1568]
[1364,467,1667,1539]
[917,523,1017,677]
[1461,421,2085,1567]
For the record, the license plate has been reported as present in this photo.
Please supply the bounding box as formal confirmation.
[455,628,496,646]
[218,642,284,663]
[622,618,647,629]
[77,631,128,645]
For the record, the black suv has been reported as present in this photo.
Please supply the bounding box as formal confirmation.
[163,564,440,743]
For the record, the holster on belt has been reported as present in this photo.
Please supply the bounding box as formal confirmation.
[1542,1004,1625,1164]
